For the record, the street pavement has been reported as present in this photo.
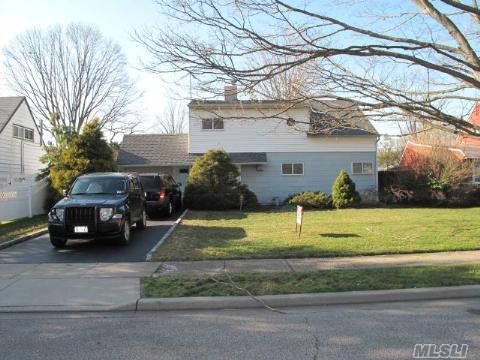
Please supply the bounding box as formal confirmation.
[1,298,479,360]
[0,214,180,263]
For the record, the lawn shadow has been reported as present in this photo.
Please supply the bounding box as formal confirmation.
[158,223,372,260]
[159,224,247,250]
[320,233,360,238]
[187,211,249,221]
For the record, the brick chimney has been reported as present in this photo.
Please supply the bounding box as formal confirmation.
[224,83,238,102]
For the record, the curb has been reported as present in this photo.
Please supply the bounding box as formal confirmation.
[136,285,480,311]
[0,228,48,251]
[1,285,478,313]
[145,209,189,261]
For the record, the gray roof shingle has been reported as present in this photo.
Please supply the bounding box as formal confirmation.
[118,134,268,167]
[118,134,197,166]
[308,100,378,136]
[0,96,25,134]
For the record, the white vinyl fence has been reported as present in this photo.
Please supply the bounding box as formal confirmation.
[0,174,47,221]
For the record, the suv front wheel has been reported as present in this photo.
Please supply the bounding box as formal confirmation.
[117,218,130,245]
[50,236,67,248]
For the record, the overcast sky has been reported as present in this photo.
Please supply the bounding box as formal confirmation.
[0,0,192,133]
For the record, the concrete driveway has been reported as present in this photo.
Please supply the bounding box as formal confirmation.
[0,213,181,264]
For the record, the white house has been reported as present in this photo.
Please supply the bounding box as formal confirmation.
[0,96,43,184]
[118,86,379,204]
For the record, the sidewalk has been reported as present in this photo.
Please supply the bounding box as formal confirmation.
[0,250,479,312]
[0,262,160,312]
[156,250,480,275]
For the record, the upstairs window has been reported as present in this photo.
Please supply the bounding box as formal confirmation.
[13,125,34,142]
[352,161,373,175]
[202,118,224,130]
[24,128,34,141]
[282,163,304,175]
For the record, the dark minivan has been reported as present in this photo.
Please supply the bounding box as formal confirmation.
[139,173,182,217]
[48,173,147,248]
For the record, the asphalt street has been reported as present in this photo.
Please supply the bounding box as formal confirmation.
[0,213,180,264]
[1,298,479,360]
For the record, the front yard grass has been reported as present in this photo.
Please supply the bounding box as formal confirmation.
[152,208,480,261]
[141,263,480,298]
[0,215,47,245]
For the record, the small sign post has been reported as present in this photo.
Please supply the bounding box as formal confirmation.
[296,205,304,237]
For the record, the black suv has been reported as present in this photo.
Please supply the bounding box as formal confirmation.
[139,173,182,217]
[48,173,147,248]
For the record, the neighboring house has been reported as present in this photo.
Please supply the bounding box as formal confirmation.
[118,86,379,204]
[0,97,43,183]
[399,103,480,184]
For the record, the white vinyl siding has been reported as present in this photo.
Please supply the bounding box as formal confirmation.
[281,163,304,175]
[0,101,42,176]
[189,108,377,153]
[352,161,373,175]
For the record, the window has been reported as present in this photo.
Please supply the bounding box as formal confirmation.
[13,125,34,142]
[473,160,480,183]
[281,163,304,175]
[202,118,224,130]
[13,125,22,138]
[352,161,374,175]
[24,128,34,141]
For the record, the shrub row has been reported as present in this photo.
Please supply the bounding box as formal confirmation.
[286,170,362,209]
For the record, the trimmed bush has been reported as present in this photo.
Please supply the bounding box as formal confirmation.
[183,150,259,210]
[238,184,260,209]
[331,170,361,208]
[287,191,332,209]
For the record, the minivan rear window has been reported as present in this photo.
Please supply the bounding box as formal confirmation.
[139,175,162,190]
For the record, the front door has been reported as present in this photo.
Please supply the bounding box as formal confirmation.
[178,168,189,192]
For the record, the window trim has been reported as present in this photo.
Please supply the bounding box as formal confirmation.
[13,124,35,142]
[281,162,304,176]
[201,118,224,131]
[351,161,374,175]
[472,159,480,184]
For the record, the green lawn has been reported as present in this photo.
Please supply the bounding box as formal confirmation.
[0,215,47,245]
[141,263,480,298]
[151,208,480,261]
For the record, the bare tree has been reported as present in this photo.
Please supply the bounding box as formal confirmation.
[3,23,139,140]
[248,54,316,100]
[135,0,480,136]
[155,100,187,134]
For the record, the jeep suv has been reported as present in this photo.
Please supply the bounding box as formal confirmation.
[48,173,147,248]
[139,173,182,217]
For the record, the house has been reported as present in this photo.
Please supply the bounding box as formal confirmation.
[399,104,480,184]
[118,86,379,204]
[0,96,43,185]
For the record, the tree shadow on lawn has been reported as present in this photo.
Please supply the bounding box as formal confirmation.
[320,233,360,238]
[164,224,370,259]
[186,211,248,221]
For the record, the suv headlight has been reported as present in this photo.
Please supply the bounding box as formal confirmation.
[50,208,64,222]
[99,208,114,221]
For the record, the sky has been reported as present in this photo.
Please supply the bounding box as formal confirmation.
[0,0,462,139]
[0,0,187,133]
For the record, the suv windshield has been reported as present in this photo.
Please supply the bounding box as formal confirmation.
[139,175,161,190]
[70,177,127,195]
